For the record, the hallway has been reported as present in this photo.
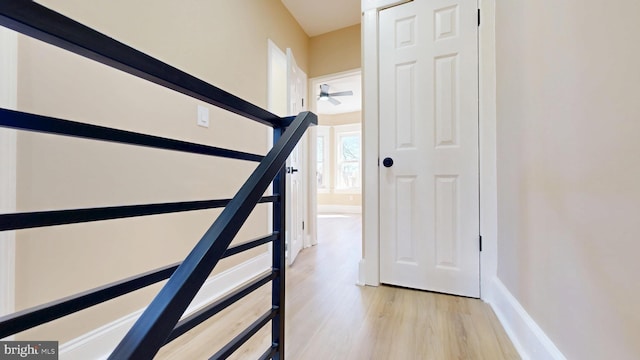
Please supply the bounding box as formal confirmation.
[158,214,518,359]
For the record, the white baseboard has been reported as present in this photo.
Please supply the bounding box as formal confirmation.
[318,205,361,214]
[60,252,271,360]
[487,277,566,360]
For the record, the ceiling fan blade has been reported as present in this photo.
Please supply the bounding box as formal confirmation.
[320,84,330,94]
[328,97,341,106]
[328,90,354,97]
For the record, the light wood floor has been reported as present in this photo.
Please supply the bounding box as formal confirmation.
[157,214,519,359]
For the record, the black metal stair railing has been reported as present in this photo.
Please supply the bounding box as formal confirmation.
[0,1,317,359]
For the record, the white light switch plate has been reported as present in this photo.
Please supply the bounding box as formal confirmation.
[197,105,209,128]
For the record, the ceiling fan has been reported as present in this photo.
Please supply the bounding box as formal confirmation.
[317,84,353,105]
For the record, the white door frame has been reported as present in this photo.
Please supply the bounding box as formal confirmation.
[266,39,286,260]
[360,0,498,300]
[305,126,318,248]
[0,26,18,318]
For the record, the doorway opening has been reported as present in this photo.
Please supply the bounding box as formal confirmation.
[308,69,363,281]
[267,39,309,266]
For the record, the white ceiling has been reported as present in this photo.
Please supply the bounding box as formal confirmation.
[314,72,361,115]
[280,0,361,36]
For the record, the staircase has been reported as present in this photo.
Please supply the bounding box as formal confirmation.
[0,1,316,359]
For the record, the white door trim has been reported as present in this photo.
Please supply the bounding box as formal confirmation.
[267,39,288,118]
[0,26,18,318]
[361,6,383,286]
[476,0,498,302]
[360,0,498,300]
[266,39,287,259]
[305,126,317,248]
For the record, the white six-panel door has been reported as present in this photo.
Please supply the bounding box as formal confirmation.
[286,48,306,265]
[379,0,479,297]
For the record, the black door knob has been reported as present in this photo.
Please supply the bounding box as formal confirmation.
[383,157,394,168]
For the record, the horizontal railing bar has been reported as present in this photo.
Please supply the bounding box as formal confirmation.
[0,196,278,231]
[109,111,316,359]
[0,263,177,338]
[0,233,278,338]
[258,345,279,360]
[165,270,277,344]
[0,1,283,128]
[209,308,278,360]
[221,233,278,259]
[0,108,264,162]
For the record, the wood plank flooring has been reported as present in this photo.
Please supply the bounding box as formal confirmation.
[157,214,519,359]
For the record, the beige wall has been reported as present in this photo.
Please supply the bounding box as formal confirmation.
[318,111,362,127]
[317,193,361,207]
[15,0,308,342]
[309,25,362,210]
[309,24,361,78]
[496,1,640,359]
[317,112,362,208]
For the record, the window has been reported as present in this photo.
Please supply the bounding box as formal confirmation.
[334,124,361,192]
[316,126,330,192]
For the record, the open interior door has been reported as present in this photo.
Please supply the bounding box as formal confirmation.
[286,48,307,265]
[378,0,480,297]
